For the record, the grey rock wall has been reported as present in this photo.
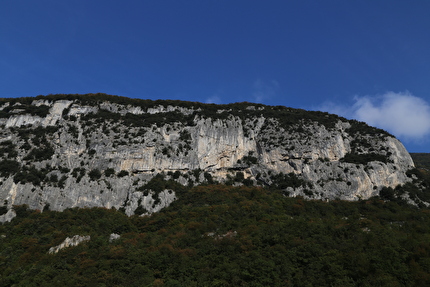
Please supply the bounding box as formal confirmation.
[0,96,415,219]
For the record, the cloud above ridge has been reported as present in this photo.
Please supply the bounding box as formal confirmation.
[252,79,280,103]
[322,92,430,141]
[205,95,222,104]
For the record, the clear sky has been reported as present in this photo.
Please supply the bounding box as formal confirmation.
[1,1,430,152]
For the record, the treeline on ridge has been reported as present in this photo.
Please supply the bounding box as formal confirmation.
[0,93,392,137]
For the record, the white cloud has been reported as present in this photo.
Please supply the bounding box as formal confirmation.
[205,95,222,104]
[252,79,279,103]
[322,91,430,141]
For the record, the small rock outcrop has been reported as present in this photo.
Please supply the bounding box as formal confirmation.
[0,94,416,217]
[109,233,121,242]
[48,235,90,254]
[0,209,16,223]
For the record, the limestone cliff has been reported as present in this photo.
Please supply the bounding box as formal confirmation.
[0,94,415,220]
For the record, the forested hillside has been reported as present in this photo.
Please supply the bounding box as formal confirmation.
[410,153,430,169]
[1,184,430,286]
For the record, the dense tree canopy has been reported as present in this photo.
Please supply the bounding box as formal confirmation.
[1,184,430,286]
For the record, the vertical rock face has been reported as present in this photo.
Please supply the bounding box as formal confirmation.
[0,94,415,218]
[194,117,257,170]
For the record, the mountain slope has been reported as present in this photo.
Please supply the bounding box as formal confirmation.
[0,94,415,219]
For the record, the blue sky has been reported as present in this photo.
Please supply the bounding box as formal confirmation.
[1,1,430,152]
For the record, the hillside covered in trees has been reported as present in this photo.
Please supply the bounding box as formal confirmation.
[2,180,430,286]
